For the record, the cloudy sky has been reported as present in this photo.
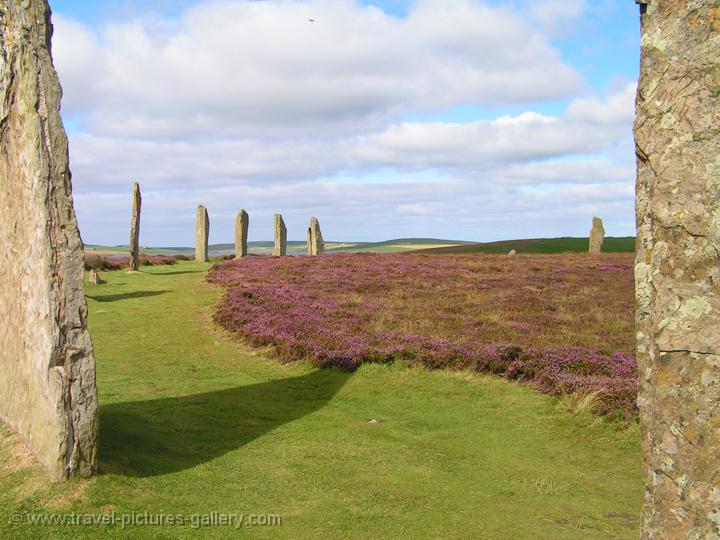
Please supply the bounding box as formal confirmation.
[50,0,641,246]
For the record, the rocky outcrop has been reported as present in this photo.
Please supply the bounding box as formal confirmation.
[235,210,249,258]
[273,214,287,257]
[307,217,325,256]
[195,205,209,262]
[129,182,141,270]
[589,217,604,254]
[634,1,720,537]
[0,0,98,481]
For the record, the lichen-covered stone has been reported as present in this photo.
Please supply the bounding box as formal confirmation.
[129,182,141,271]
[589,217,604,254]
[634,1,720,537]
[0,0,98,481]
[507,250,516,257]
[274,214,287,257]
[235,210,249,258]
[195,205,209,262]
[307,217,325,256]
[88,269,100,285]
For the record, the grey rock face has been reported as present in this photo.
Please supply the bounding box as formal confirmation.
[634,2,720,537]
[589,217,604,254]
[307,217,325,256]
[0,0,98,481]
[129,182,141,271]
[273,214,287,257]
[195,205,209,262]
[235,210,249,258]
[88,270,100,285]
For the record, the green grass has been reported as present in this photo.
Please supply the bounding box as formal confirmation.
[0,261,641,539]
[418,237,636,255]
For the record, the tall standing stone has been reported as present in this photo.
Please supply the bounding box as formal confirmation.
[273,214,287,256]
[307,217,325,256]
[0,0,98,481]
[588,216,605,254]
[129,182,141,271]
[195,205,209,262]
[235,210,249,258]
[634,1,720,537]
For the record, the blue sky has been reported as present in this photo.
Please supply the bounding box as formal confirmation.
[48,0,642,245]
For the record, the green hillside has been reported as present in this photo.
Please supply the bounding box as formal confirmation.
[417,237,636,255]
[86,237,636,257]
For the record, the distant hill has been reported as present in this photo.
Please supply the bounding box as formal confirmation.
[326,238,473,253]
[87,238,471,256]
[86,237,635,257]
[416,237,636,254]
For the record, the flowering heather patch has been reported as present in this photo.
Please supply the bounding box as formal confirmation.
[208,253,636,414]
[84,254,178,271]
[139,255,178,266]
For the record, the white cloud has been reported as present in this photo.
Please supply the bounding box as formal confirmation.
[49,1,636,245]
[528,0,588,36]
[53,0,583,138]
[565,81,636,125]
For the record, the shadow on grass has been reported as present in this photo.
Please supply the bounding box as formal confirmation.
[100,369,351,477]
[87,290,170,302]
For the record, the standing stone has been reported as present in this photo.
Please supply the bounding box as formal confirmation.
[195,205,209,262]
[235,210,249,258]
[273,214,287,256]
[307,217,325,256]
[507,250,516,257]
[88,269,100,285]
[634,1,720,537]
[0,0,98,481]
[129,182,141,271]
[588,217,604,254]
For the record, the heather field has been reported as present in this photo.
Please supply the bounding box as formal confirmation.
[209,252,636,415]
[0,261,642,539]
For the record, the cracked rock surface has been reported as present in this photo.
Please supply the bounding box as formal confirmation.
[634,1,720,537]
[0,0,98,481]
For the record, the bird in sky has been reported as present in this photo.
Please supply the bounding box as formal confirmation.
[308,18,315,22]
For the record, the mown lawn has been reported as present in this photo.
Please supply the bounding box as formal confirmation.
[0,261,641,539]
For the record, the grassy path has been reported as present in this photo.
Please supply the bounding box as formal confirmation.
[1,261,641,538]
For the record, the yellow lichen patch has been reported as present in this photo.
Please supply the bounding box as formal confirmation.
[641,27,667,52]
[710,7,720,33]
[655,362,682,387]
[678,296,712,320]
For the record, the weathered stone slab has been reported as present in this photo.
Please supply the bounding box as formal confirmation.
[88,269,100,285]
[634,1,720,537]
[507,250,516,257]
[307,217,325,256]
[273,214,287,257]
[195,205,209,262]
[129,182,141,271]
[235,210,249,258]
[0,0,98,481]
[589,217,604,254]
